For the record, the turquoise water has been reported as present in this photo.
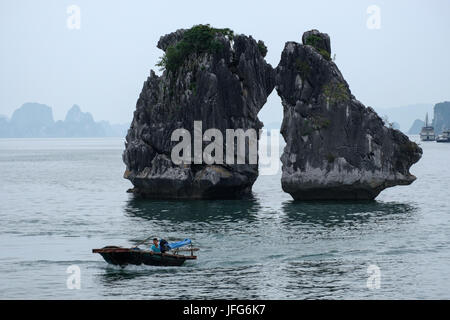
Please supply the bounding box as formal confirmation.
[0,137,449,299]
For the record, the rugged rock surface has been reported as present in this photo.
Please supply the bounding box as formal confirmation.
[432,101,450,134]
[275,30,422,200]
[302,29,331,57]
[123,25,275,199]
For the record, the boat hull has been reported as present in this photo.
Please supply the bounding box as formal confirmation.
[420,125,435,141]
[436,131,450,143]
[93,247,196,267]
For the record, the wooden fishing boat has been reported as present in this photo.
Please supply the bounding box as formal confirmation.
[92,246,198,267]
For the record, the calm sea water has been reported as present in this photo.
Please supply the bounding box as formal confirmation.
[0,136,449,299]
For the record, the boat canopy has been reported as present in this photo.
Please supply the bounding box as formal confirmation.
[168,239,192,250]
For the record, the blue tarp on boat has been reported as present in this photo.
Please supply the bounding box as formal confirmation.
[168,239,191,250]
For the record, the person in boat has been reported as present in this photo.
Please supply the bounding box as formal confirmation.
[151,238,161,253]
[159,239,170,253]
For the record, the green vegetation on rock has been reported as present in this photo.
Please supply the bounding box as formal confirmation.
[311,115,331,129]
[157,24,234,73]
[257,40,268,57]
[305,34,331,61]
[295,58,311,79]
[301,115,330,136]
[305,34,323,48]
[323,82,349,105]
[189,81,197,95]
[318,48,331,61]
[326,153,336,163]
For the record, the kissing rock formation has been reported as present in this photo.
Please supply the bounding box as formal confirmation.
[276,30,422,200]
[123,25,275,199]
[123,26,422,200]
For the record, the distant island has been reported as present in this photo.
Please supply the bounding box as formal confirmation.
[373,103,433,133]
[408,119,425,134]
[0,103,129,138]
[373,102,450,135]
[407,101,450,135]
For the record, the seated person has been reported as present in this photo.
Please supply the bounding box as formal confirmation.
[150,238,161,253]
[159,239,170,253]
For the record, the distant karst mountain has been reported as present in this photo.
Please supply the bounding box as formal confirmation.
[9,103,54,137]
[432,101,450,134]
[373,103,433,134]
[0,103,128,138]
[408,119,425,134]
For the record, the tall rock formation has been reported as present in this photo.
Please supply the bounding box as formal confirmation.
[432,101,450,134]
[123,25,275,199]
[275,30,422,200]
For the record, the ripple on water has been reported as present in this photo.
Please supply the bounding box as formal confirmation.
[1,137,450,299]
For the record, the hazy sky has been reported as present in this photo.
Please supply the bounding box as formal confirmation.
[1,0,449,124]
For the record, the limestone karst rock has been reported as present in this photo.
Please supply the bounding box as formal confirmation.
[432,101,450,135]
[275,30,422,200]
[124,26,422,200]
[123,25,275,199]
